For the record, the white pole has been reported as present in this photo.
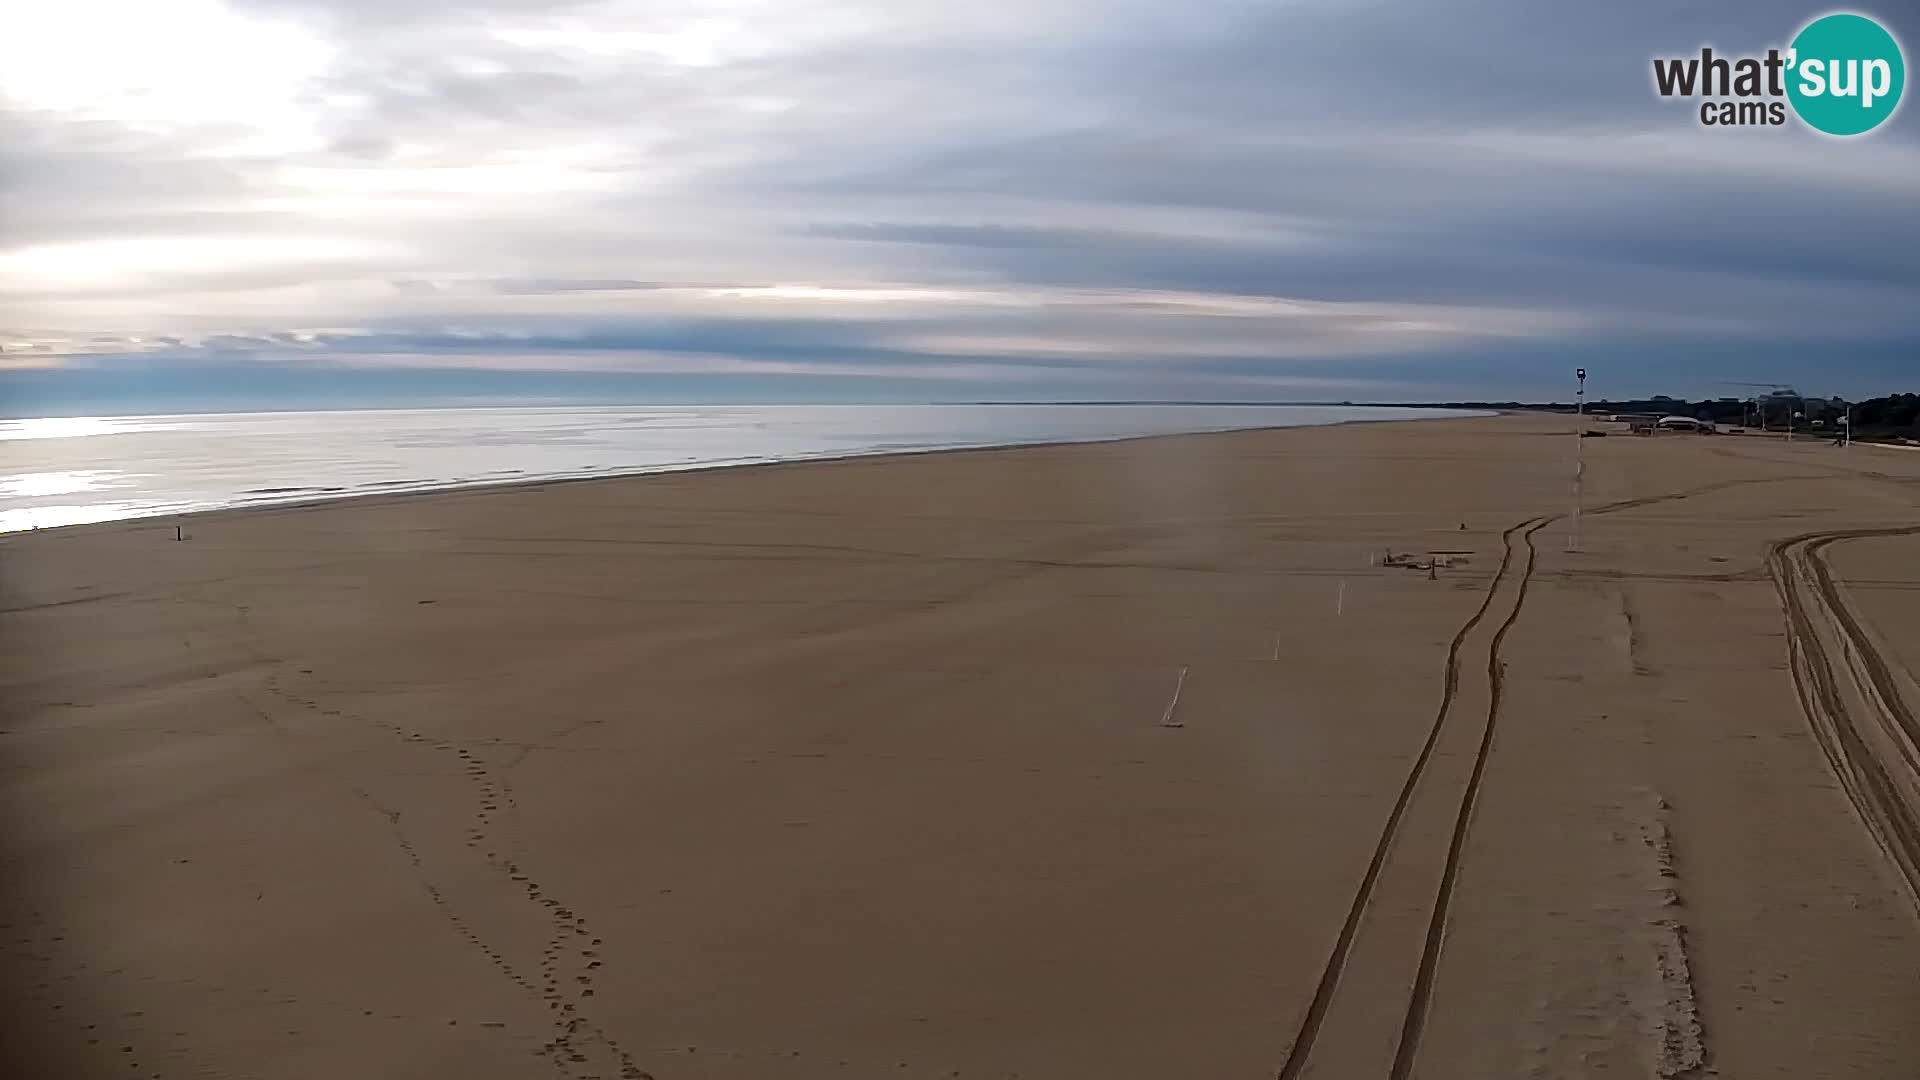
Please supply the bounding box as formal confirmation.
[1569,368,1585,553]
[1337,580,1346,617]
[1160,666,1189,727]
[1846,403,1853,448]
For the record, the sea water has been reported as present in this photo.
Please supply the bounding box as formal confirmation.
[0,404,1476,532]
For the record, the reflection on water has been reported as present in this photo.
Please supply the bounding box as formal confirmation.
[0,405,1479,533]
[0,470,123,498]
[0,416,178,441]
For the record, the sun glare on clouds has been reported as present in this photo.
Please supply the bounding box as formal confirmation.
[0,236,397,288]
[0,0,333,149]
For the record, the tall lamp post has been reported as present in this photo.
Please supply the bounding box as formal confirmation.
[1570,367,1585,553]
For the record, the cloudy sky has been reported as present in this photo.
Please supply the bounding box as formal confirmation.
[1,0,1915,413]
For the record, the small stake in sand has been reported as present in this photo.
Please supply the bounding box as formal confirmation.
[1160,666,1189,728]
[175,525,183,542]
[1337,580,1346,616]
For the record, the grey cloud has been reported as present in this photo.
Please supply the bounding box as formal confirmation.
[3,0,1916,403]
[1090,1,1839,130]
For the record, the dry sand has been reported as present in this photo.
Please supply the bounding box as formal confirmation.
[4,412,1919,1079]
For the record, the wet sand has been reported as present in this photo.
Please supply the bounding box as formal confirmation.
[4,413,1919,1079]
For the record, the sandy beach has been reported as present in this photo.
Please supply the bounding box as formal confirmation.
[5,412,1919,1080]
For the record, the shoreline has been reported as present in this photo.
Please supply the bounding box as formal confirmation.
[0,400,1506,423]
[2,407,1491,539]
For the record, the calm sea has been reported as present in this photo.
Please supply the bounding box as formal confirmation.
[0,404,1476,532]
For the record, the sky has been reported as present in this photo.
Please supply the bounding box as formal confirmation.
[1,0,1915,414]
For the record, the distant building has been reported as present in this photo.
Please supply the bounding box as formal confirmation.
[1756,387,1804,428]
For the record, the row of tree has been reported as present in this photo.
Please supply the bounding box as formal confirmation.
[1848,393,1920,437]
[1403,393,1919,440]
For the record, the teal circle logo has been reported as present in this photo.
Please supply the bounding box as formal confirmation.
[1787,13,1905,135]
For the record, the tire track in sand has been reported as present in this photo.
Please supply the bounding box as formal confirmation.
[1386,518,1549,1079]
[1769,526,1920,909]
[1277,476,1813,1079]
[1802,532,1920,780]
[1273,517,1544,1080]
